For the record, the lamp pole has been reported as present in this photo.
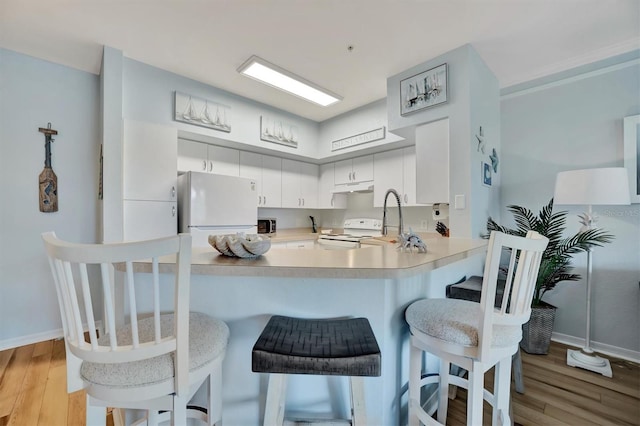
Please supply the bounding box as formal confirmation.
[566,204,612,377]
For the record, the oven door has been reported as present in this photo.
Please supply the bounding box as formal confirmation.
[316,238,361,250]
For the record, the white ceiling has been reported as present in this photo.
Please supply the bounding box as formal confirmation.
[1,0,638,122]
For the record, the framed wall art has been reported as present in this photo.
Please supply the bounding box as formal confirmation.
[260,115,298,148]
[400,63,448,116]
[623,114,640,203]
[174,91,231,133]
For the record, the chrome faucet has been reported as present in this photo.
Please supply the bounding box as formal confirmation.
[382,188,404,236]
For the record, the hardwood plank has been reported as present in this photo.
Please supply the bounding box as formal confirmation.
[0,345,34,398]
[31,341,52,358]
[0,349,15,387]
[6,383,46,426]
[22,351,52,391]
[541,404,601,426]
[0,396,16,420]
[512,403,572,426]
[522,351,639,398]
[38,347,68,426]
[522,362,602,400]
[67,390,86,426]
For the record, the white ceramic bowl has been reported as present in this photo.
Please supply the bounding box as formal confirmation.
[208,234,271,258]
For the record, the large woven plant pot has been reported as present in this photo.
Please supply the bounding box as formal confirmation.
[521,302,557,354]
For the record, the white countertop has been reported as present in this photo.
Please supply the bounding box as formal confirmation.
[141,234,487,279]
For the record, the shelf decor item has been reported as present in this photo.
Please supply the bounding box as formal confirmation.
[554,167,630,377]
[260,115,298,148]
[485,198,616,355]
[209,234,271,258]
[400,63,448,115]
[174,91,231,133]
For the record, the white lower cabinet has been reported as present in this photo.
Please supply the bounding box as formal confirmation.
[318,163,347,209]
[123,200,177,242]
[373,146,424,207]
[281,159,318,208]
[271,239,316,249]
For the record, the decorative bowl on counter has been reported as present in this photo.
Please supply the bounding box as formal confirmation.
[208,234,271,258]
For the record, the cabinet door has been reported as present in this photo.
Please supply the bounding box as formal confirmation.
[123,200,177,242]
[177,139,208,173]
[416,118,450,204]
[352,155,374,183]
[261,155,282,208]
[402,146,422,206]
[334,159,353,185]
[318,163,347,209]
[239,151,263,205]
[281,159,300,208]
[208,145,239,176]
[299,162,318,208]
[373,149,403,207]
[123,120,177,201]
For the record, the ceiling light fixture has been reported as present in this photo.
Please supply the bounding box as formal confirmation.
[237,55,342,107]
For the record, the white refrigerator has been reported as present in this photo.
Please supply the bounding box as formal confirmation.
[178,171,258,247]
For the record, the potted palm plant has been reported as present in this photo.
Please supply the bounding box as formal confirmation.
[485,198,613,354]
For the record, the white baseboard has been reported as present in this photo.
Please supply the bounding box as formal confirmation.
[552,332,640,363]
[0,321,103,352]
[0,328,64,352]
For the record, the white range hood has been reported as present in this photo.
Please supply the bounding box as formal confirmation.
[331,182,374,194]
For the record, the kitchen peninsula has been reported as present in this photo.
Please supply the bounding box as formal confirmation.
[131,235,487,425]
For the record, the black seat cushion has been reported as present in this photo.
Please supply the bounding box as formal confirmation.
[446,275,506,307]
[252,315,381,377]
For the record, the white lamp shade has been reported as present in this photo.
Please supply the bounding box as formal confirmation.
[554,167,631,206]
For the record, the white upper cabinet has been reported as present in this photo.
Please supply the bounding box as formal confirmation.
[373,146,424,207]
[239,151,282,208]
[122,120,178,241]
[318,163,347,209]
[416,118,449,205]
[334,155,374,185]
[281,159,318,208]
[123,119,177,202]
[177,139,239,176]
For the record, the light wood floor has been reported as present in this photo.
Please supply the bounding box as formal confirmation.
[0,339,638,425]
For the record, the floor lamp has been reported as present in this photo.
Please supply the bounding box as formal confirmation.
[554,167,630,377]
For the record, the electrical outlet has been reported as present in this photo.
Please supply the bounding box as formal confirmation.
[421,220,428,229]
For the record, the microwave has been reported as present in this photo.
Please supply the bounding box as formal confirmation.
[257,218,276,234]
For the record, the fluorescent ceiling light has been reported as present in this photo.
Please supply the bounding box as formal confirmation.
[238,55,342,107]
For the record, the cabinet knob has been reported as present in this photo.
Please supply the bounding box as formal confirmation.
[331,196,334,207]
[302,198,305,206]
[172,206,176,217]
[208,161,213,172]
[258,195,262,205]
[349,172,353,181]
[404,194,408,203]
[264,196,267,205]
[353,171,356,181]
[202,160,207,171]
[171,186,176,198]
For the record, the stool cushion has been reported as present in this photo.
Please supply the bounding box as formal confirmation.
[252,316,381,377]
[405,299,521,348]
[81,312,229,388]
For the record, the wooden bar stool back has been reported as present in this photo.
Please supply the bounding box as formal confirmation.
[405,230,548,426]
[252,315,381,425]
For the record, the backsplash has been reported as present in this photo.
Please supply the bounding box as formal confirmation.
[260,192,445,233]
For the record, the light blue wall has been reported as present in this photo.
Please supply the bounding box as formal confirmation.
[0,48,100,346]
[501,54,640,353]
[122,58,320,159]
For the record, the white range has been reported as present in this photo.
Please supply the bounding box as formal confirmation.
[316,218,383,249]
